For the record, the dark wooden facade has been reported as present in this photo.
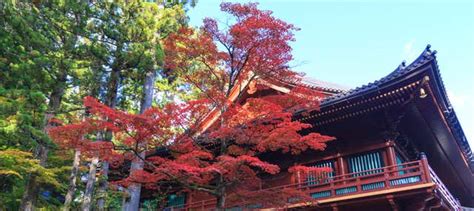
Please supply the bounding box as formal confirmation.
[158,45,473,210]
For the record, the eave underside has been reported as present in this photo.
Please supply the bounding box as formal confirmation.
[298,46,473,206]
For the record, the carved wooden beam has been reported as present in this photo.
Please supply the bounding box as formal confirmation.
[386,195,399,211]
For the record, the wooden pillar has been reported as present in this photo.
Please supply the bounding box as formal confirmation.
[385,141,397,167]
[420,152,432,183]
[384,141,397,187]
[336,153,346,176]
[335,153,345,196]
[293,167,302,188]
[290,162,299,185]
[336,153,346,190]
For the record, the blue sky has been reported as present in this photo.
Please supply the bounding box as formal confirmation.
[187,0,474,146]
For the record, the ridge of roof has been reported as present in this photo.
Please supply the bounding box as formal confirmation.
[314,44,473,171]
[300,77,350,93]
[321,45,436,106]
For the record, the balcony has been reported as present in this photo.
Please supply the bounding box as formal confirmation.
[164,158,461,210]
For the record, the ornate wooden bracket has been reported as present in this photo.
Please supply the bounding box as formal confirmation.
[386,195,399,211]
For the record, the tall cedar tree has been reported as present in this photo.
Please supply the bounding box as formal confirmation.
[1,1,91,210]
[78,1,186,210]
[124,1,197,210]
[51,2,335,210]
[0,1,188,210]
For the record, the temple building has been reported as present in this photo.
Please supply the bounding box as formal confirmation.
[159,45,473,210]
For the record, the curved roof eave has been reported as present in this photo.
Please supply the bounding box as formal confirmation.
[321,45,436,106]
[316,44,473,172]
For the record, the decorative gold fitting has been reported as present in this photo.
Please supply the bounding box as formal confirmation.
[419,88,428,98]
[423,75,430,81]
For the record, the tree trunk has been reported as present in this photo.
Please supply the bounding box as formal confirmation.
[20,72,66,210]
[96,161,109,210]
[64,84,98,210]
[19,144,49,211]
[123,151,145,211]
[139,70,156,114]
[123,70,157,211]
[95,65,121,210]
[82,155,100,211]
[63,149,81,211]
[216,189,226,211]
[19,175,37,211]
[214,106,229,211]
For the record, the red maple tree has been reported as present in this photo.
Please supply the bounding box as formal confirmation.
[49,2,335,210]
[159,3,334,207]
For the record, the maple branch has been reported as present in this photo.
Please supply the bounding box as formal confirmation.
[182,73,220,106]
[126,147,218,195]
[197,56,225,91]
[227,47,235,95]
[207,30,235,95]
[231,46,253,87]
[199,57,221,80]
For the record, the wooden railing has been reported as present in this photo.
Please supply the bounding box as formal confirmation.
[164,160,459,210]
[429,166,461,211]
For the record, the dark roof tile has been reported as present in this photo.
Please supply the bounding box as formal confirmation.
[314,44,472,171]
[321,45,436,106]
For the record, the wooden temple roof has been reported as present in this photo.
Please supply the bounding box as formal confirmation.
[300,45,473,173]
[191,44,472,174]
[137,45,473,205]
[321,45,437,105]
[300,77,349,93]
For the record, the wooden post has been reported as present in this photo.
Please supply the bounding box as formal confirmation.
[383,141,397,187]
[337,153,346,176]
[384,168,390,188]
[385,141,397,167]
[420,152,432,183]
[336,153,345,185]
[296,171,301,187]
[385,141,397,180]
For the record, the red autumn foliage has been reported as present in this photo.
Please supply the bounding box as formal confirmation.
[160,2,335,207]
[50,2,336,209]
